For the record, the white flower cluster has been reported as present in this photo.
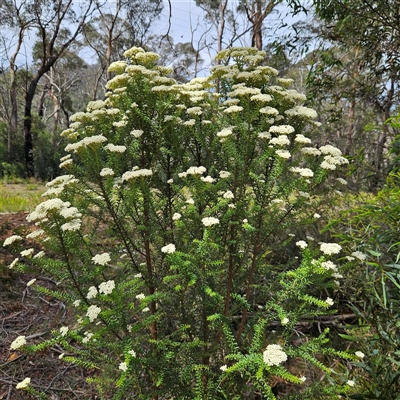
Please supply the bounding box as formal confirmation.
[130,129,143,138]
[269,125,295,135]
[87,286,98,299]
[92,253,111,266]
[16,377,30,389]
[100,168,115,177]
[202,217,220,227]
[161,243,176,254]
[10,335,26,350]
[82,331,94,343]
[60,326,69,336]
[321,261,338,272]
[263,344,287,366]
[223,105,243,114]
[294,134,312,144]
[86,305,101,322]
[259,106,279,116]
[217,128,233,138]
[223,190,234,199]
[285,106,318,119]
[172,213,181,221]
[122,168,153,182]
[99,280,115,295]
[65,135,107,153]
[219,170,231,178]
[186,106,202,115]
[275,150,291,159]
[351,251,367,261]
[320,243,342,255]
[43,174,78,197]
[27,198,82,232]
[290,167,314,177]
[178,166,206,177]
[269,135,290,146]
[201,176,215,183]
[3,235,22,246]
[319,145,349,170]
[105,143,126,153]
[296,240,308,249]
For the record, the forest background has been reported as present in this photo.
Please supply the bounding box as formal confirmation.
[1,0,399,185]
[1,0,400,399]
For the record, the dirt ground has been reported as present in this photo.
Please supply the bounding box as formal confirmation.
[0,212,96,399]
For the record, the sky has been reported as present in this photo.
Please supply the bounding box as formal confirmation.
[153,0,308,72]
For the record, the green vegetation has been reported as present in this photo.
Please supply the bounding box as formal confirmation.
[0,182,46,213]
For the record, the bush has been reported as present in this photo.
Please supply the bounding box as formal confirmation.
[4,47,359,399]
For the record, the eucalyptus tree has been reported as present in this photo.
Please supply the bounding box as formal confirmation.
[83,0,163,99]
[307,0,400,187]
[0,0,97,176]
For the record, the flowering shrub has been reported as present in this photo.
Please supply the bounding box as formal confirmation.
[5,47,359,398]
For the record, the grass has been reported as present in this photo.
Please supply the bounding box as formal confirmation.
[0,180,46,212]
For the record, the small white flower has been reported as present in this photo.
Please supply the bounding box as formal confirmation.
[136,293,146,300]
[223,105,243,113]
[82,331,94,343]
[296,241,308,249]
[321,261,338,272]
[9,258,19,269]
[130,129,143,138]
[217,128,233,138]
[355,351,365,359]
[220,365,227,371]
[351,251,367,261]
[219,170,231,178]
[300,376,306,382]
[263,344,287,366]
[73,300,81,307]
[10,336,26,350]
[33,251,45,259]
[347,380,355,387]
[186,166,206,175]
[269,135,290,146]
[60,326,69,336]
[16,377,31,389]
[86,305,101,322]
[201,175,215,183]
[20,248,34,258]
[119,362,128,372]
[313,213,321,219]
[186,198,195,205]
[128,350,136,357]
[92,253,111,266]
[320,243,342,255]
[3,235,23,246]
[172,213,181,221]
[161,243,176,254]
[142,307,150,312]
[87,286,98,299]
[223,190,234,199]
[202,217,220,227]
[99,280,115,295]
[134,273,142,278]
[281,317,289,325]
[100,168,115,177]
[325,297,334,306]
[167,178,173,184]
[275,149,291,159]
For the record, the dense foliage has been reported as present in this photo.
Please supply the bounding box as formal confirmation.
[3,47,364,399]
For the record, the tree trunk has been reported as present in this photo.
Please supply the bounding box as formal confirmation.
[24,78,40,177]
